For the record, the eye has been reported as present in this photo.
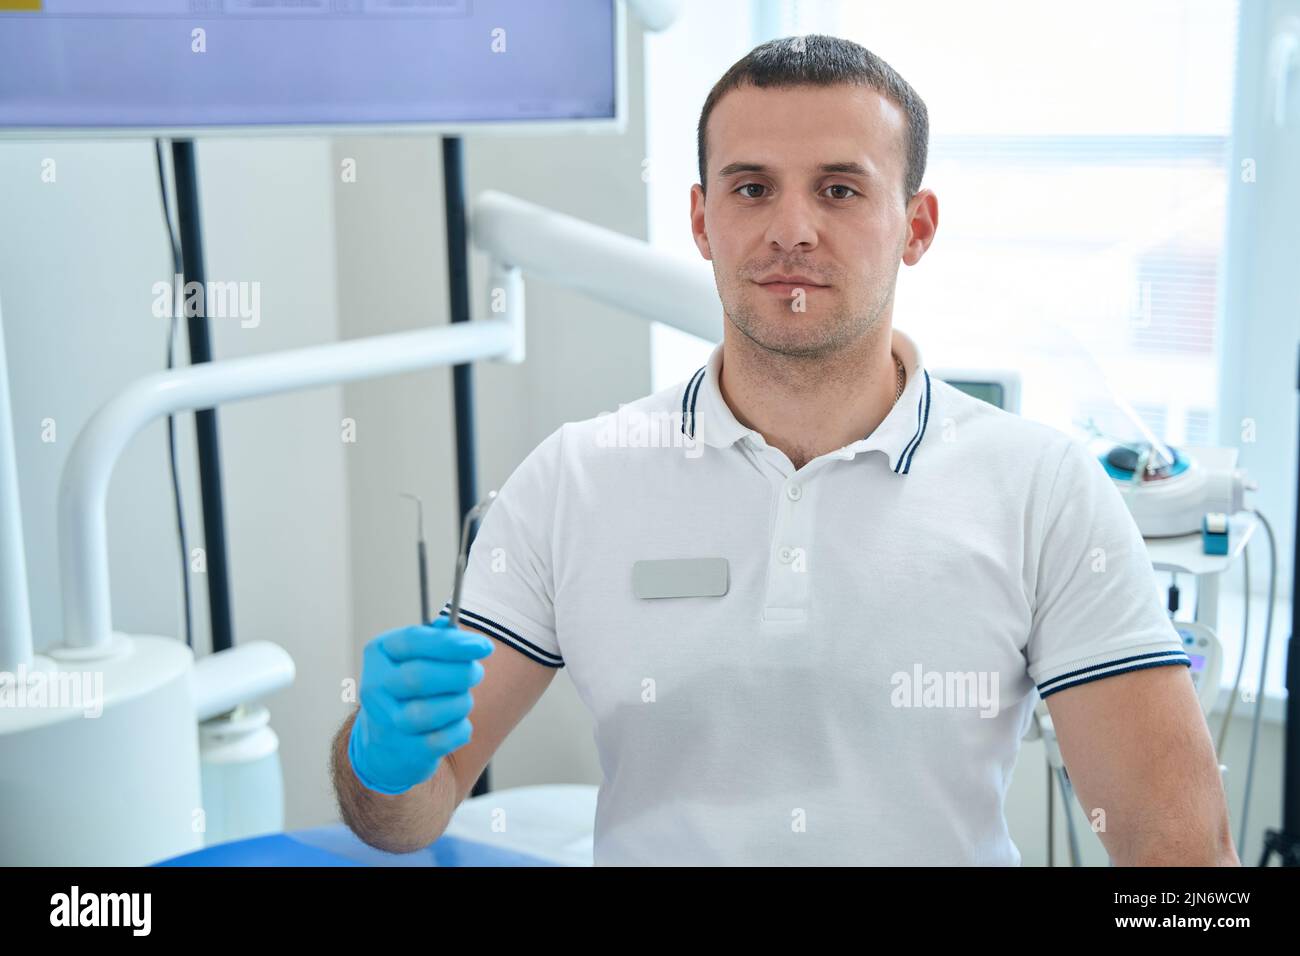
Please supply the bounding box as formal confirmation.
[824,184,858,200]
[734,182,767,199]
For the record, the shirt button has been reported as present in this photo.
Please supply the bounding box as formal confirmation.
[778,547,794,563]
[786,484,803,501]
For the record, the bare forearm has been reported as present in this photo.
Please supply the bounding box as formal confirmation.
[330,709,461,855]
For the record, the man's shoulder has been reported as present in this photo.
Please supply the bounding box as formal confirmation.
[929,375,1073,452]
[555,378,696,452]
[510,378,693,480]
[923,375,1083,486]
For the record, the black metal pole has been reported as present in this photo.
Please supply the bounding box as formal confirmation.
[441,136,489,797]
[171,140,235,656]
[1287,372,1299,848]
[1261,343,1300,866]
[1291,346,1300,843]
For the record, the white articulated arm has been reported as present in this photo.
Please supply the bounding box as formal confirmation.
[58,318,519,655]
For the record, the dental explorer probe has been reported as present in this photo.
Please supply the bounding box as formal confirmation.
[448,490,497,629]
[399,492,431,624]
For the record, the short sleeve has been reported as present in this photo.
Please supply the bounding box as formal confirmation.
[1026,438,1190,698]
[437,426,565,668]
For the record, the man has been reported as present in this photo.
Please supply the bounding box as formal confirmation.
[333,34,1237,866]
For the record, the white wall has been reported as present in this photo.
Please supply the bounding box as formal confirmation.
[1218,0,1300,601]
[0,137,353,834]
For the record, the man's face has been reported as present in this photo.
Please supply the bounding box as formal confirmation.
[690,82,934,359]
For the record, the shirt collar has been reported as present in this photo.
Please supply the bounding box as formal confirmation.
[680,327,933,475]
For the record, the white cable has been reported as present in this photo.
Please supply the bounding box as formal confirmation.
[1236,509,1278,856]
[1217,541,1251,756]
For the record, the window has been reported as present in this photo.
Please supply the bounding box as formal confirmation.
[646,0,1240,451]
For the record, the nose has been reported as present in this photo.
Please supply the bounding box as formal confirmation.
[763,190,819,254]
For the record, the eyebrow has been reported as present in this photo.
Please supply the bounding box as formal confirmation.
[715,161,871,180]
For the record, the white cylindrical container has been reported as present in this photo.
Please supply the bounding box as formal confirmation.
[198,704,284,846]
[0,634,202,865]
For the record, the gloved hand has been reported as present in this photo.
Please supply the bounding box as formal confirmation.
[348,617,495,796]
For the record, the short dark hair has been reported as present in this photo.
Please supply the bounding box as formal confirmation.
[697,34,929,202]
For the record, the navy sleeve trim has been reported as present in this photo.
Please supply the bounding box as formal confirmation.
[438,602,565,669]
[1036,650,1191,698]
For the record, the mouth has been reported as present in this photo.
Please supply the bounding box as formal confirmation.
[754,279,830,296]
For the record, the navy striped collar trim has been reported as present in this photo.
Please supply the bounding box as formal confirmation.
[894,368,932,474]
[679,363,932,475]
[681,364,707,441]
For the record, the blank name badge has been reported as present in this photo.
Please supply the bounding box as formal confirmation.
[631,558,729,599]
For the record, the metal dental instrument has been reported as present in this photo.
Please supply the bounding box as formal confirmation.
[400,492,431,624]
[448,490,497,629]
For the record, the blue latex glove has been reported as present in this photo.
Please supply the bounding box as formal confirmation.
[348,617,495,796]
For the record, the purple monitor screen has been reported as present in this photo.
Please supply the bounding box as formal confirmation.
[0,0,617,131]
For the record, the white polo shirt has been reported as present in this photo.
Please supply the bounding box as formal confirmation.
[440,327,1190,866]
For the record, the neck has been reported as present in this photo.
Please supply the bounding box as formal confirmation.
[719,324,899,470]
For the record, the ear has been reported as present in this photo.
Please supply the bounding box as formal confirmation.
[690,183,713,261]
[902,188,938,266]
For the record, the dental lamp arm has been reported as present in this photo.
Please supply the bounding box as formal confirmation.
[472,189,723,344]
[57,317,520,654]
